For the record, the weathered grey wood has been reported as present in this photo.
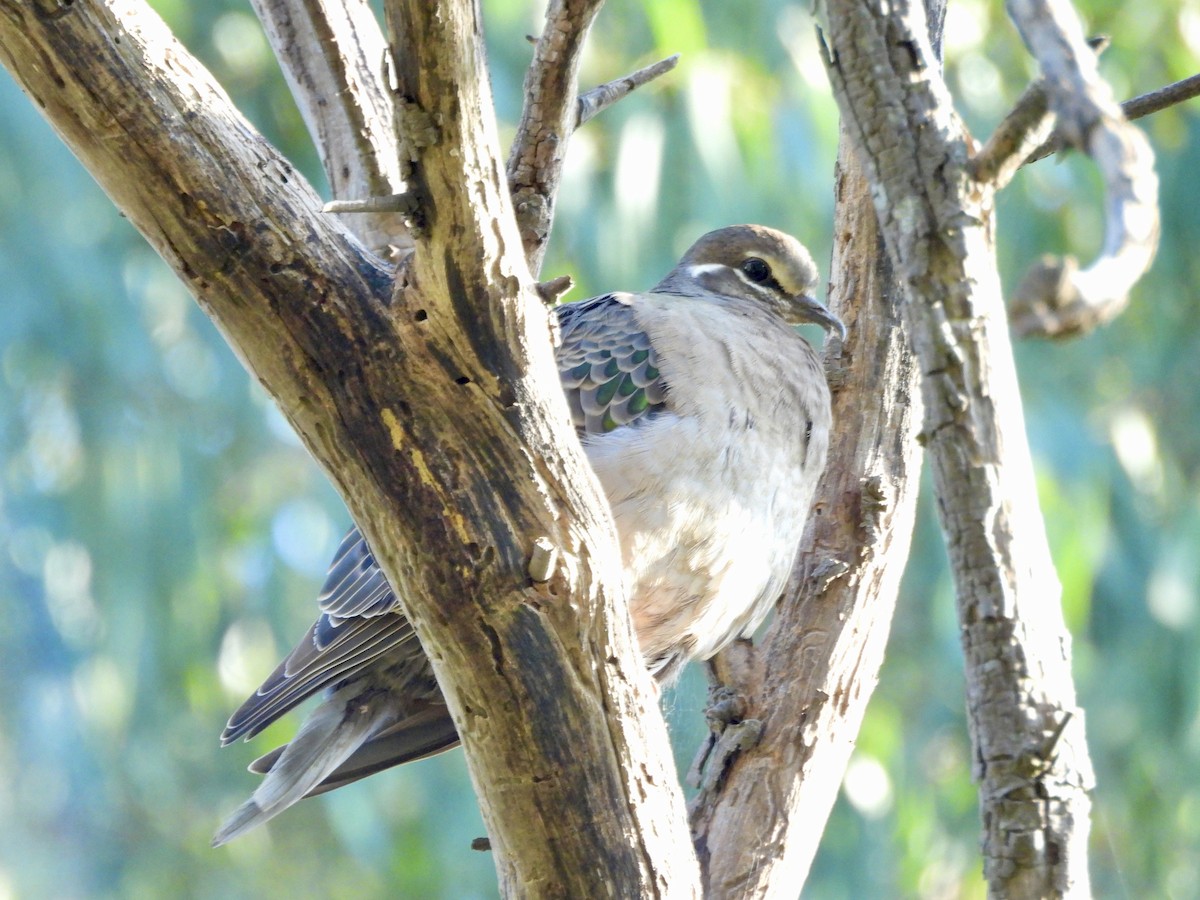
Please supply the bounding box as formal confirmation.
[505,0,605,272]
[0,0,699,895]
[814,0,1100,894]
[248,0,409,256]
[1005,0,1159,339]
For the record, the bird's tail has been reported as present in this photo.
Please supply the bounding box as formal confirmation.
[211,690,394,847]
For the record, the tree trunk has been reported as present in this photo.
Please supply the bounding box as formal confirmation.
[689,134,924,897]
[815,0,1112,894]
[1,0,1155,894]
[0,1,699,895]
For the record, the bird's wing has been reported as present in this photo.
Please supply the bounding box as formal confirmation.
[219,528,417,745]
[221,294,669,747]
[556,293,669,434]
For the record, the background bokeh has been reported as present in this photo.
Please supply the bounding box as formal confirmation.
[2,0,1198,896]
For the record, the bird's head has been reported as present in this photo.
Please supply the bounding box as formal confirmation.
[655,224,847,341]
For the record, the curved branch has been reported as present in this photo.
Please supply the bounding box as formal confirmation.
[1006,0,1160,339]
[815,0,1096,893]
[969,36,1107,189]
[1023,76,1200,169]
[969,79,1056,188]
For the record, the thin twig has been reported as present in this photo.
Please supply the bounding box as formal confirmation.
[505,0,606,275]
[576,55,679,127]
[323,194,414,214]
[1006,0,1160,339]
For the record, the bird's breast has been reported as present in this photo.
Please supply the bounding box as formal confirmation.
[581,299,830,673]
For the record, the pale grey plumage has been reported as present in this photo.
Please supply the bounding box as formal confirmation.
[213,224,841,845]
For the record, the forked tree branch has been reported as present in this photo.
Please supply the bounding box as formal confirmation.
[0,0,699,894]
[814,0,1100,893]
[1005,0,1160,339]
[250,0,409,256]
[970,78,1057,188]
[1024,72,1200,167]
[970,35,1108,188]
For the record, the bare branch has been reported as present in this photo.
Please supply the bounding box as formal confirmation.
[1025,72,1200,166]
[970,38,1107,188]
[506,0,605,274]
[969,80,1056,188]
[1006,0,1160,339]
[0,0,698,894]
[576,54,679,127]
[249,0,409,256]
[1121,72,1200,122]
[380,0,700,894]
[815,0,1096,892]
[323,193,412,213]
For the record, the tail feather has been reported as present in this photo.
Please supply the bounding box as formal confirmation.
[212,690,394,847]
[296,706,460,796]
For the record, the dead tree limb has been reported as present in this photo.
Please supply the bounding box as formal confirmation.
[1005,0,1159,339]
[250,0,409,255]
[815,0,1104,894]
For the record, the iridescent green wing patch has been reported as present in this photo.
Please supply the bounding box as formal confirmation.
[556,294,668,434]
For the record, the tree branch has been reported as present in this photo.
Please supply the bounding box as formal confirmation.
[249,0,410,256]
[1024,72,1200,166]
[505,0,605,274]
[576,54,679,127]
[689,137,924,896]
[814,0,1098,893]
[0,0,698,894]
[970,78,1057,188]
[1005,0,1160,339]
[970,36,1107,189]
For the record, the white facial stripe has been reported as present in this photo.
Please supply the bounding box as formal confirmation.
[684,261,816,297]
[686,262,781,298]
[684,264,729,278]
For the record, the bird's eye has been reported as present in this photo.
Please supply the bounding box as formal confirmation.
[741,257,772,283]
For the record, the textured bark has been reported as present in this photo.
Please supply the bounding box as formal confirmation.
[815,0,1097,895]
[249,0,410,256]
[0,0,699,895]
[1004,0,1159,339]
[689,137,924,897]
[505,0,604,272]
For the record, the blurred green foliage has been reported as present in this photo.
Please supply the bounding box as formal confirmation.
[1,0,1198,896]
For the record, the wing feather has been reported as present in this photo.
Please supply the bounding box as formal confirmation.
[556,293,669,434]
[222,291,671,750]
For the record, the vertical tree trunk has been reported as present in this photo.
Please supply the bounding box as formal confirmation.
[817,0,1098,894]
[0,1,700,895]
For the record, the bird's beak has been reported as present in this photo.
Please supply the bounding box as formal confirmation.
[791,293,847,342]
